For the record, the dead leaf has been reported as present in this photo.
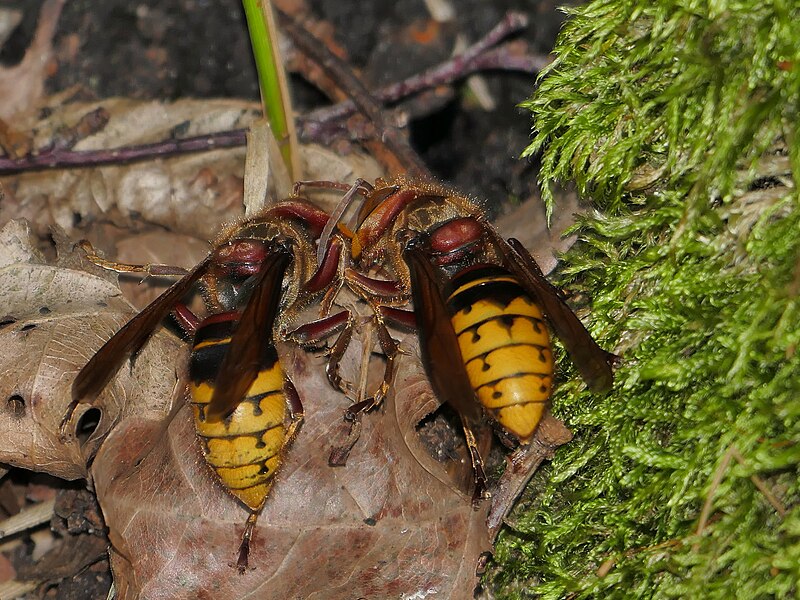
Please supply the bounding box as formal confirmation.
[0,0,65,123]
[2,98,259,240]
[0,220,180,480]
[92,345,490,599]
[0,216,490,597]
[1,95,385,242]
[113,231,210,310]
[493,187,581,275]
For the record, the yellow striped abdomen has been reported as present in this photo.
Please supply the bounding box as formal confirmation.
[188,317,287,510]
[447,265,553,441]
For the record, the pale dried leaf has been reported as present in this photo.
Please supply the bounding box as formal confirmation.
[243,120,279,215]
[0,220,44,268]
[0,220,491,597]
[0,220,179,479]
[493,188,580,275]
[0,580,36,599]
[2,98,259,239]
[0,0,64,122]
[243,127,385,215]
[2,96,386,241]
[301,144,385,191]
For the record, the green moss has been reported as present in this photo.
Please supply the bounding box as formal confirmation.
[495,0,800,597]
[522,0,799,217]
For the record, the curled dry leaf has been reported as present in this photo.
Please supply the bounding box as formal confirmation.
[1,96,386,240]
[0,182,569,596]
[492,187,581,276]
[2,98,258,240]
[0,219,179,479]
[0,0,64,124]
[0,218,491,597]
[92,344,491,599]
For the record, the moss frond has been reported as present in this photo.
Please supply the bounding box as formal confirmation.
[498,1,800,597]
[521,0,800,217]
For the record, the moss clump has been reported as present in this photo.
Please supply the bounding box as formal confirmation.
[494,1,800,597]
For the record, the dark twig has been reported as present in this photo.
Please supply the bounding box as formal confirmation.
[302,90,457,147]
[298,45,549,143]
[301,12,536,130]
[487,413,573,539]
[0,13,547,175]
[276,8,432,179]
[0,129,248,173]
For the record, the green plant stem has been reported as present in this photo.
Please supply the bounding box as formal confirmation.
[241,0,299,179]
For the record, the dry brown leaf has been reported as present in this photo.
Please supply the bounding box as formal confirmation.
[493,187,581,275]
[113,231,211,310]
[92,344,490,599]
[0,219,179,480]
[1,96,385,242]
[2,98,258,240]
[0,86,577,592]
[0,216,490,597]
[0,0,64,124]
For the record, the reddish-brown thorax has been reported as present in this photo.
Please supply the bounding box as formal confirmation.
[428,217,485,265]
[213,240,270,277]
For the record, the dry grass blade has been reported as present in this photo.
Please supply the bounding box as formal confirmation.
[0,499,55,540]
[0,580,38,599]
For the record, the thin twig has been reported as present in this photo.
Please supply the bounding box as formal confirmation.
[695,445,736,546]
[302,12,536,128]
[596,538,684,578]
[598,447,788,576]
[299,48,547,145]
[0,15,546,174]
[0,129,248,173]
[0,581,38,599]
[276,8,432,178]
[0,498,55,539]
[730,446,787,517]
[487,413,573,539]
